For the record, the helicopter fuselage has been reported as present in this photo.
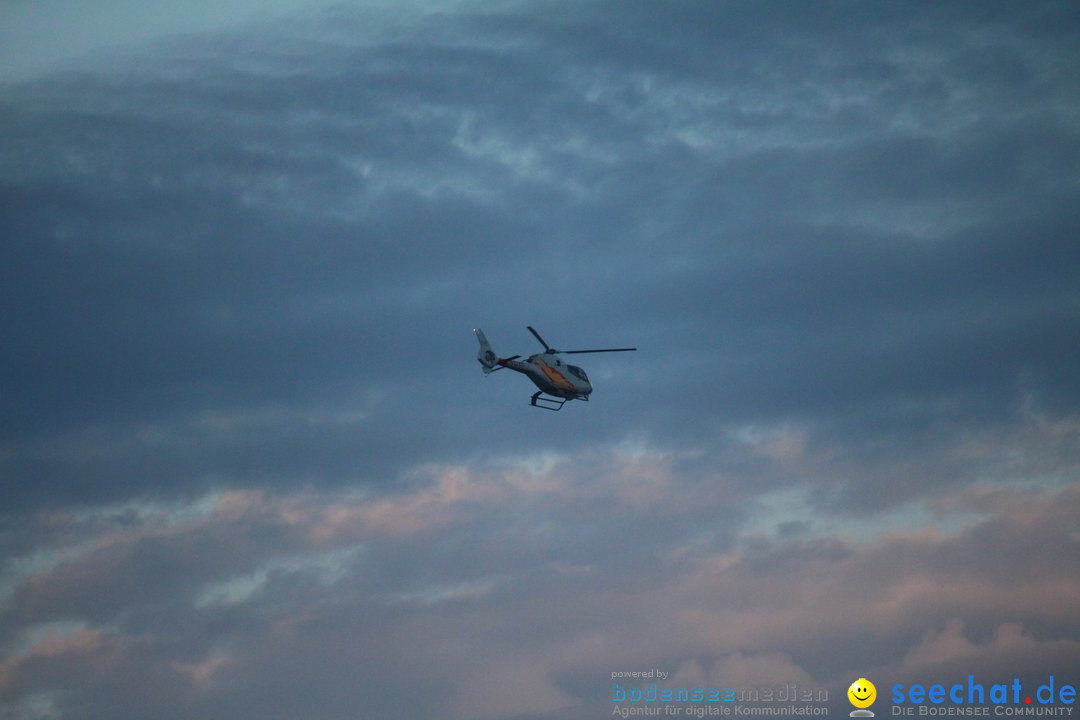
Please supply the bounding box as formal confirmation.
[497,353,592,400]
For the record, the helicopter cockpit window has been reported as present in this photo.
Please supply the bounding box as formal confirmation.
[567,365,588,382]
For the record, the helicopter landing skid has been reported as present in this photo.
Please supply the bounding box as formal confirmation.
[530,391,567,411]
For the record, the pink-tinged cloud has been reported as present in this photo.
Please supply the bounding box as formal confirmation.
[1,446,1077,719]
[0,625,104,694]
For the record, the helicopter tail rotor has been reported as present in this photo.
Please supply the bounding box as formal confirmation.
[474,328,499,374]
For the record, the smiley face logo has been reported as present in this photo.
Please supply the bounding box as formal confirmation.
[848,678,877,709]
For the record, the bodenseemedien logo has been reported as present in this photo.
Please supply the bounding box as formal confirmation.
[609,677,830,717]
[849,678,877,717]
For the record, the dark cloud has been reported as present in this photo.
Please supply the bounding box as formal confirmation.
[2,1,1079,718]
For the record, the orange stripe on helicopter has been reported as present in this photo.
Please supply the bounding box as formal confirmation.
[537,360,574,390]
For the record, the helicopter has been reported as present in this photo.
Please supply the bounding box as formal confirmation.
[474,326,636,410]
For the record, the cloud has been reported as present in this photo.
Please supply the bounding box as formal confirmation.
[900,620,1080,685]
[2,1,1079,718]
[3,448,1077,717]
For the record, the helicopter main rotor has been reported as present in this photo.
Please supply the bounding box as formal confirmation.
[526,325,637,355]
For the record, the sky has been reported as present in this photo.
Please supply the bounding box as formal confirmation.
[2,1,1079,718]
